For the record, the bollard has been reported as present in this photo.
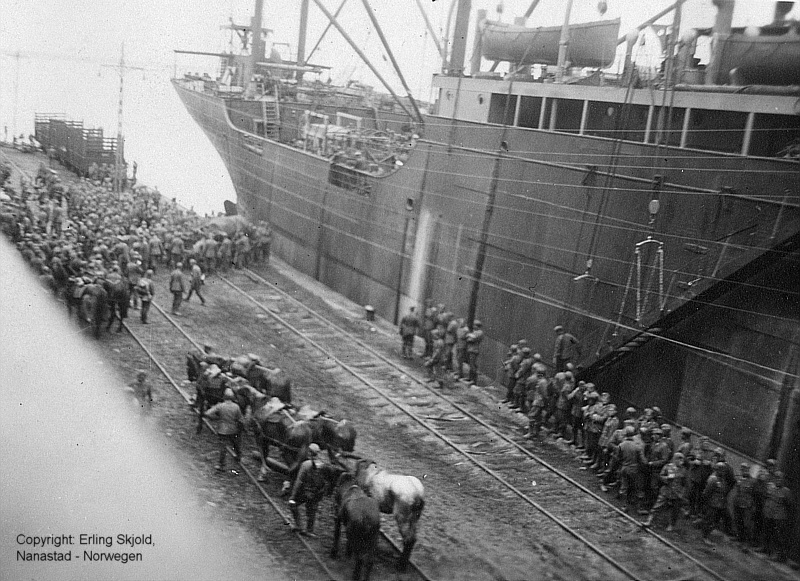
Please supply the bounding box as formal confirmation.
[364,305,375,322]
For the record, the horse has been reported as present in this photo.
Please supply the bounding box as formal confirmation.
[230,354,292,403]
[355,459,424,572]
[194,370,265,434]
[308,414,357,463]
[251,399,312,484]
[331,471,381,581]
[186,349,231,382]
[103,278,130,333]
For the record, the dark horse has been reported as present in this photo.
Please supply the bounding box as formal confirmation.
[309,414,357,464]
[331,471,381,581]
[194,372,265,434]
[355,459,424,572]
[103,278,130,333]
[251,400,312,484]
[230,355,292,403]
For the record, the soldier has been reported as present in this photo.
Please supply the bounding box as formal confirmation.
[643,428,672,512]
[148,235,163,272]
[701,462,732,545]
[203,388,244,472]
[465,320,484,386]
[524,366,550,438]
[422,300,438,358]
[660,424,674,455]
[511,347,534,411]
[642,452,687,531]
[501,344,521,405]
[127,370,154,410]
[582,390,605,465]
[732,463,756,546]
[424,329,446,387]
[169,262,185,315]
[218,234,232,272]
[568,381,587,449]
[169,231,184,269]
[234,232,250,269]
[399,306,420,359]
[552,325,580,372]
[712,447,737,535]
[128,259,144,310]
[136,269,155,324]
[601,418,634,492]
[288,443,327,537]
[595,405,619,472]
[763,471,792,561]
[184,259,206,306]
[677,428,693,458]
[440,315,457,372]
[203,234,217,274]
[453,318,469,378]
[616,426,647,513]
[554,371,573,439]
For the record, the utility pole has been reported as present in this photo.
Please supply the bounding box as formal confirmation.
[103,43,144,196]
[13,51,21,139]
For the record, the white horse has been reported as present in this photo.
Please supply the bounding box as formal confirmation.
[355,459,425,571]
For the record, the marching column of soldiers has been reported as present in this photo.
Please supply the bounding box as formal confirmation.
[1,161,273,330]
[399,297,793,560]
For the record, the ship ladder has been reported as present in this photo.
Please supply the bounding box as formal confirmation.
[261,100,280,139]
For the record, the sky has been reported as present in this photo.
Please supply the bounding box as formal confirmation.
[0,0,793,213]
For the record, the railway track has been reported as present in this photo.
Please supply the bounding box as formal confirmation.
[2,153,431,581]
[122,301,434,581]
[6,148,790,580]
[121,316,344,581]
[215,267,738,581]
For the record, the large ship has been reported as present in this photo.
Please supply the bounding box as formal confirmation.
[173,0,799,472]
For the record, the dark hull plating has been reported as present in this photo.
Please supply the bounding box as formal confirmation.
[173,80,800,465]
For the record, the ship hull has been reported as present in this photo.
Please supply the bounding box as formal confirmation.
[173,80,799,463]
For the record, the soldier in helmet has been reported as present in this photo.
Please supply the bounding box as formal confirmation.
[733,462,756,546]
[642,452,687,531]
[512,347,534,411]
[288,443,327,537]
[701,462,732,545]
[465,320,484,386]
[643,427,672,513]
[203,388,244,471]
[501,344,520,404]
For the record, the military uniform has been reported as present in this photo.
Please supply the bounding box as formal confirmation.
[169,266,185,315]
[288,445,327,536]
[399,308,420,359]
[733,467,755,544]
[465,323,483,385]
[701,468,731,543]
[617,433,647,511]
[644,455,687,530]
[204,393,244,471]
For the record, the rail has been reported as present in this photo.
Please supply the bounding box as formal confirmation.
[220,266,739,581]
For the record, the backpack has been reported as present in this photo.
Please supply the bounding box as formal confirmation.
[136,279,151,300]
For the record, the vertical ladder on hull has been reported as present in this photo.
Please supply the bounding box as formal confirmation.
[261,100,280,139]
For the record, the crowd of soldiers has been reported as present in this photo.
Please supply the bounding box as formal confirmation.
[399,300,485,388]
[0,160,272,327]
[397,303,794,560]
[498,337,793,560]
[3,155,794,562]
